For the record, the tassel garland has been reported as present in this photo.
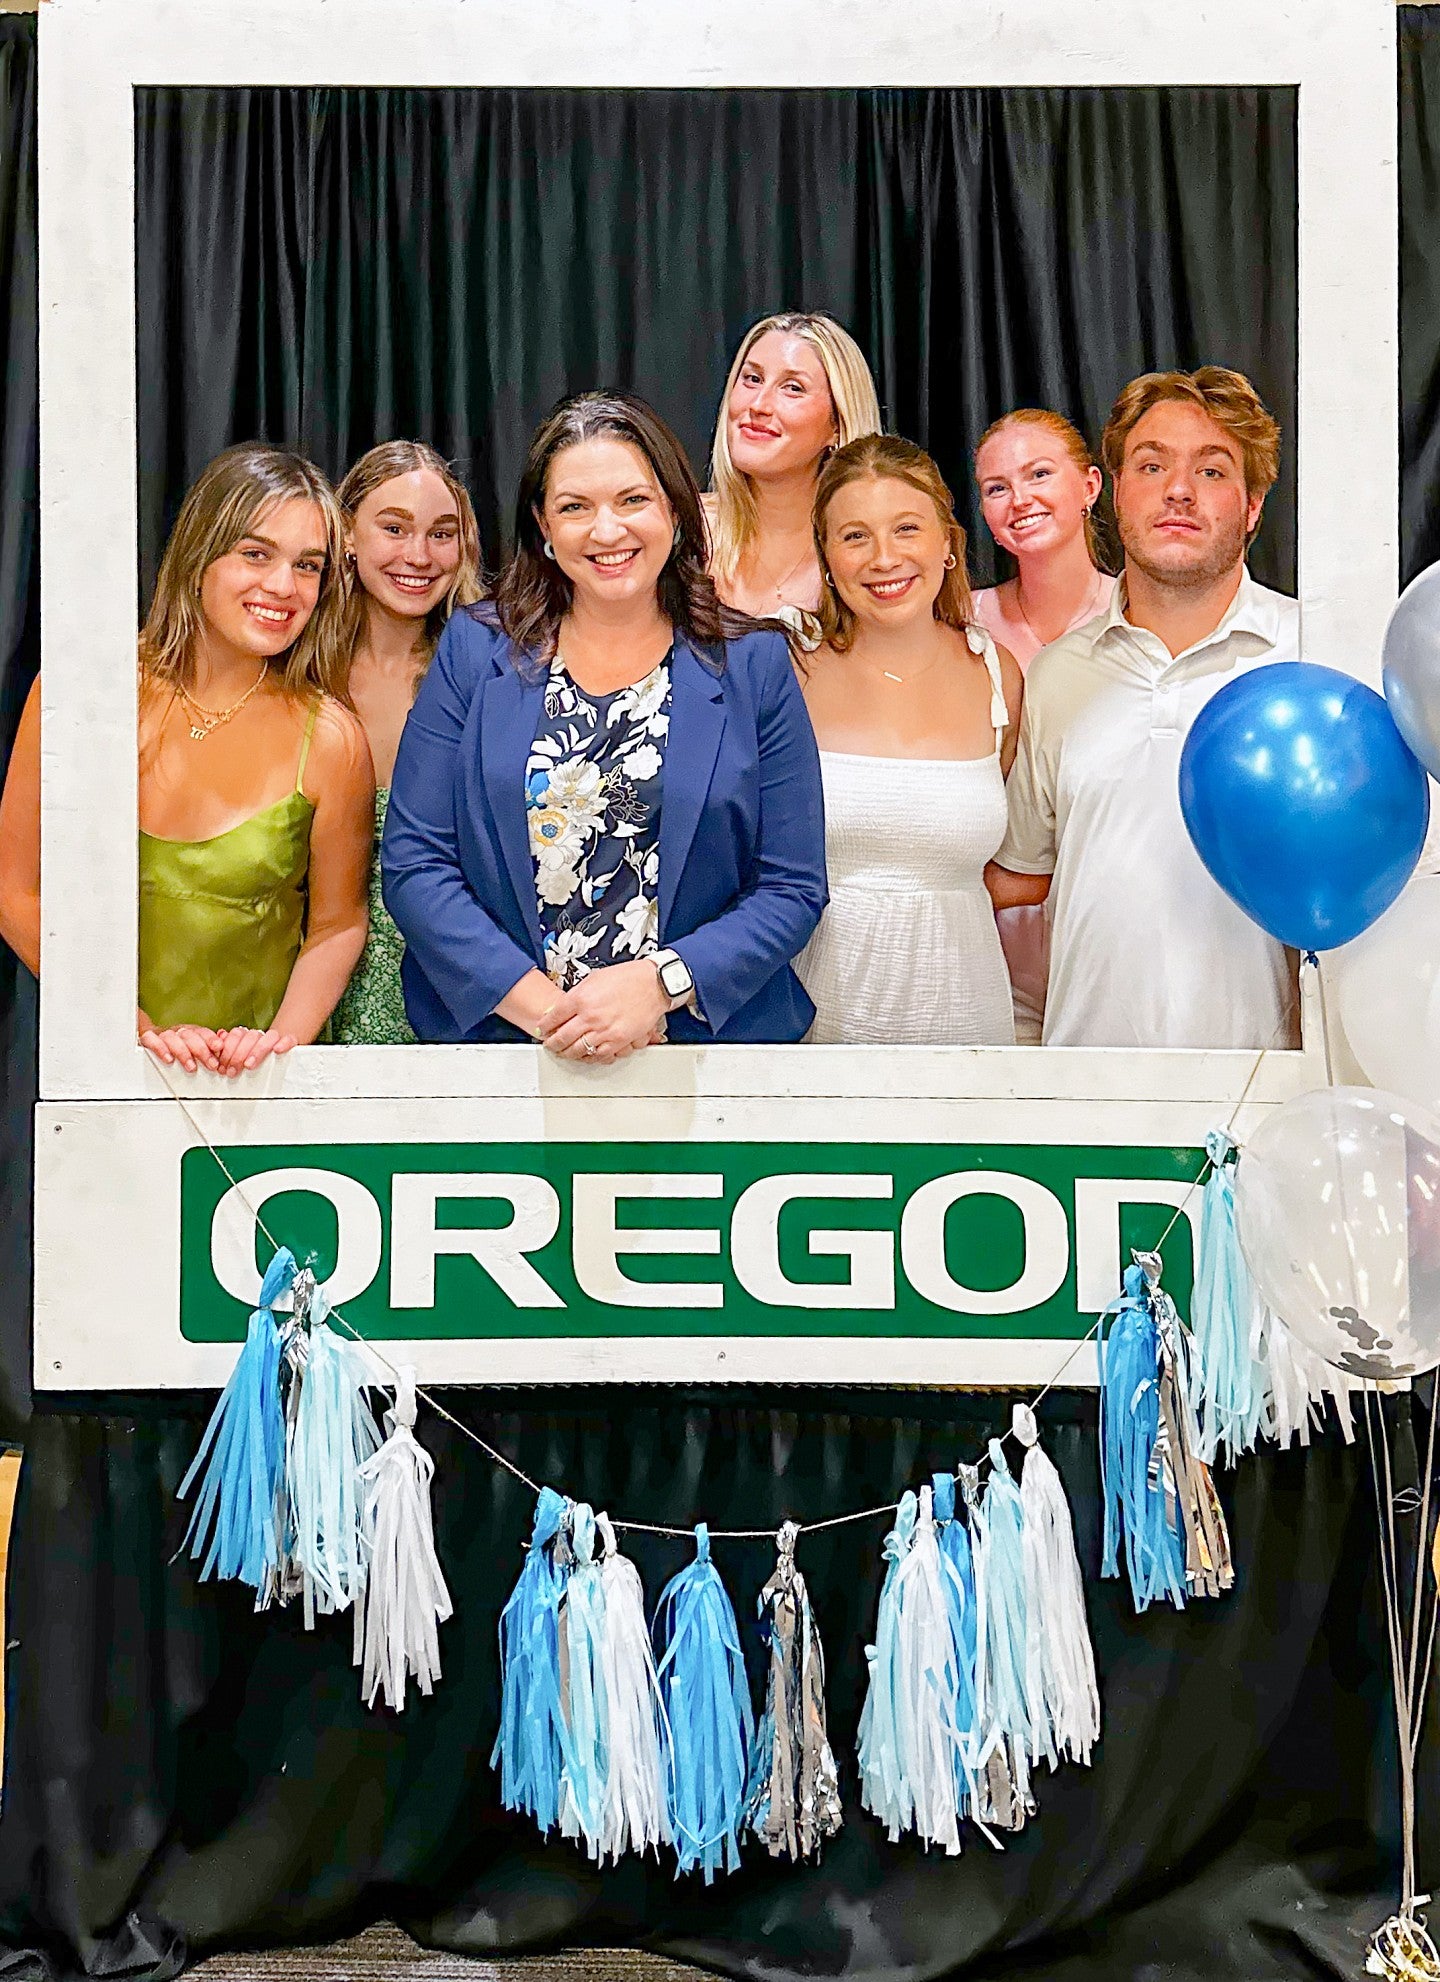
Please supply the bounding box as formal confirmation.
[353,1365,453,1711]
[743,1521,843,1862]
[1013,1405,1100,1769]
[653,1524,753,1882]
[493,1485,572,1833]
[968,1450,1034,1833]
[285,1286,385,1627]
[859,1486,966,1853]
[178,1247,296,1589]
[596,1514,671,1863]
[1100,1262,1189,1610]
[931,1472,982,1815]
[1101,1255,1235,1613]
[1190,1132,1270,1466]
[558,1504,610,1856]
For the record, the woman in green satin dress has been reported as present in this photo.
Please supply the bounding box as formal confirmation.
[330,441,484,1045]
[0,445,374,1076]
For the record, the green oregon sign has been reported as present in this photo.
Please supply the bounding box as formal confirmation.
[180,1140,1206,1343]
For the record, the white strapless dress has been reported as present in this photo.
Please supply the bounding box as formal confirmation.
[796,629,1015,1046]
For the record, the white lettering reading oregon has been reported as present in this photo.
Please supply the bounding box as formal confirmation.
[208,1166,1202,1319]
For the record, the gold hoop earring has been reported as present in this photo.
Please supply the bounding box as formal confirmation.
[943,553,958,570]
[1082,505,1094,519]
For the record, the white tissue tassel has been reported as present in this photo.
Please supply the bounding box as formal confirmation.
[354,1369,453,1711]
[596,1513,671,1863]
[1017,1427,1100,1769]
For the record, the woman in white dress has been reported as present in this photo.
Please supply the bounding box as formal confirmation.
[705,312,881,642]
[796,434,1025,1045]
[971,409,1116,1040]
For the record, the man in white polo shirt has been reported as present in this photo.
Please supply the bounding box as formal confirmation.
[991,366,1298,1048]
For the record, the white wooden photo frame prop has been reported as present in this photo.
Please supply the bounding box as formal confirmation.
[32,0,1395,1388]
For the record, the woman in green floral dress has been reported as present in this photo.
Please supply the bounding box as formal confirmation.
[331,441,484,1043]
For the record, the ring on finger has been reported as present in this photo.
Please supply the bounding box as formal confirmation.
[582,1037,598,1058]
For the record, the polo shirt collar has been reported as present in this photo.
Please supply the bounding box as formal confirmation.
[1098,566,1279,668]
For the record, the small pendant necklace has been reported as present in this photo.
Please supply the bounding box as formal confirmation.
[753,539,813,606]
[866,647,946,688]
[177,661,270,741]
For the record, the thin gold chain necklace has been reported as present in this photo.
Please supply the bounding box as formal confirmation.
[177,662,270,741]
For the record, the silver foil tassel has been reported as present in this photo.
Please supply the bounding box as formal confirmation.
[743,1520,843,1861]
[1138,1251,1235,1598]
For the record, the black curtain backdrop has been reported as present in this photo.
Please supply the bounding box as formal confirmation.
[133,85,1298,597]
[6,31,1440,1980]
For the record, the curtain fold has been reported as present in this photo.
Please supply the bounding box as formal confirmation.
[133,85,1297,598]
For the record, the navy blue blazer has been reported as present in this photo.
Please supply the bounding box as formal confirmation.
[381,609,827,1043]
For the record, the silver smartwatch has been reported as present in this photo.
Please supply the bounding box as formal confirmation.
[651,948,694,1009]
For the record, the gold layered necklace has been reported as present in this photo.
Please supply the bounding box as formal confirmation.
[177,662,270,741]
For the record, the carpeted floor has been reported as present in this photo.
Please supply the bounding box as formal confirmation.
[191,1925,712,1980]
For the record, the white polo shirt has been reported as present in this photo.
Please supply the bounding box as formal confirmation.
[996,570,1298,1049]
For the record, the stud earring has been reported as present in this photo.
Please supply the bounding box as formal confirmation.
[542,541,557,561]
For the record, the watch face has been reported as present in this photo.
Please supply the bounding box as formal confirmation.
[659,957,691,997]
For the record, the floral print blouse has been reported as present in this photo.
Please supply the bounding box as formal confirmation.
[525,652,673,988]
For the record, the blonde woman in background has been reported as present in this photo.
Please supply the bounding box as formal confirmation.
[706,311,881,639]
[331,440,484,1043]
[972,410,1115,1039]
[0,444,373,1074]
[795,433,1023,1045]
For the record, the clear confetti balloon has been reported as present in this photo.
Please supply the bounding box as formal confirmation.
[1234,1086,1440,1381]
[1329,877,1440,1119]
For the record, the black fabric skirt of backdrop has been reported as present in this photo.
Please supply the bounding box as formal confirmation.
[5,16,1440,1978]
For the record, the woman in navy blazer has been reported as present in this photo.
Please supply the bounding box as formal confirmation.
[382,392,827,1056]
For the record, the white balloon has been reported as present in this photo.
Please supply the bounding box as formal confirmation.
[1329,875,1440,1114]
[1235,1085,1440,1381]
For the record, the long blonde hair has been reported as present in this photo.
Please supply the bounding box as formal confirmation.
[336,440,485,682]
[814,434,975,653]
[708,312,882,585]
[140,444,348,698]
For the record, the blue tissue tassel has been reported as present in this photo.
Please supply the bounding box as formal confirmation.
[558,1504,609,1858]
[743,1521,843,1862]
[859,1486,965,1854]
[178,1248,296,1589]
[654,1524,753,1882]
[931,1473,982,1816]
[1190,1131,1269,1466]
[286,1287,384,1628]
[1101,1257,1234,1612]
[856,1490,918,1842]
[493,1486,572,1833]
[966,1450,1035,1833]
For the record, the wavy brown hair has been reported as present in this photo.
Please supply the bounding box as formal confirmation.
[1101,366,1281,547]
[336,440,485,685]
[813,434,974,653]
[494,392,758,673]
[139,444,348,697]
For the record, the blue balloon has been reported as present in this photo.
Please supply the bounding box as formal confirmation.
[1179,662,1430,951]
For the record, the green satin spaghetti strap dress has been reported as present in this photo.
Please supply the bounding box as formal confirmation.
[137,703,318,1032]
